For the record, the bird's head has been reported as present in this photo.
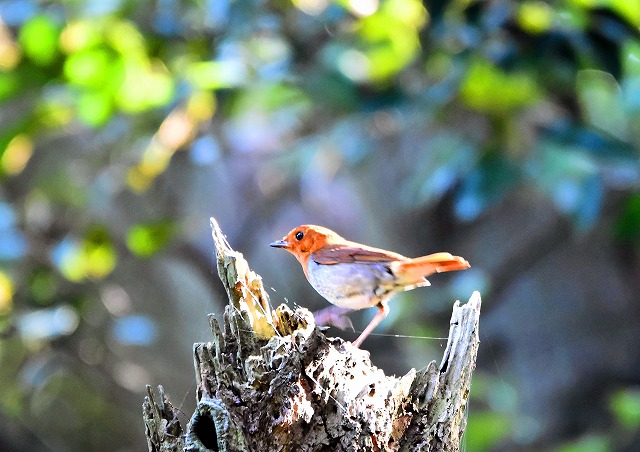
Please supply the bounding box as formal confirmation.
[270,225,343,264]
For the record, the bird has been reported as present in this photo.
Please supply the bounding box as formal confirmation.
[270,225,470,348]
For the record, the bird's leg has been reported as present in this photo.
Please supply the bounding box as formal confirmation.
[352,302,389,348]
[314,306,354,331]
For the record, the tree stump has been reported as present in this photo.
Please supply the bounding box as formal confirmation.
[143,218,481,451]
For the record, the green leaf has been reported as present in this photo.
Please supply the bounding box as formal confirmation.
[464,411,511,451]
[126,221,177,257]
[610,387,640,429]
[0,73,21,103]
[622,39,640,79]
[77,90,114,127]
[18,15,60,66]
[577,70,627,140]
[0,271,13,315]
[115,59,174,113]
[28,267,58,305]
[615,193,640,240]
[517,1,554,34]
[608,0,640,27]
[56,228,117,282]
[330,0,428,83]
[83,227,117,279]
[64,48,115,87]
[460,59,540,114]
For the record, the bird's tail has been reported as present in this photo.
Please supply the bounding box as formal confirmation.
[391,252,470,289]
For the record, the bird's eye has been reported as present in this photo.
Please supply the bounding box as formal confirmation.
[295,231,304,241]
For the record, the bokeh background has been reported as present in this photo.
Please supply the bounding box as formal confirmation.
[1,0,639,450]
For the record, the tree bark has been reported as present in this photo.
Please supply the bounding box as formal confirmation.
[143,218,481,451]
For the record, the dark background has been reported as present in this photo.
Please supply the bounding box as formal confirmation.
[0,0,639,450]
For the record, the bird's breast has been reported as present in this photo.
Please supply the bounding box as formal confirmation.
[306,259,397,310]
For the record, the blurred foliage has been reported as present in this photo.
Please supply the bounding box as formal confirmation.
[610,387,640,431]
[556,434,611,452]
[126,220,176,257]
[0,0,639,450]
[464,372,516,451]
[615,193,640,240]
[53,226,117,281]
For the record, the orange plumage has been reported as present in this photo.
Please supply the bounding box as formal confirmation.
[271,225,470,347]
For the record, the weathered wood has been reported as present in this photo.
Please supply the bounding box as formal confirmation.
[143,384,185,452]
[143,218,481,451]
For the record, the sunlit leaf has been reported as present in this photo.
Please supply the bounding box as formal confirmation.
[1,134,33,175]
[77,90,114,126]
[53,228,117,282]
[517,1,553,34]
[18,15,60,66]
[83,227,117,279]
[105,19,146,55]
[608,0,640,27]
[568,0,640,27]
[116,59,175,112]
[383,0,427,27]
[460,59,540,114]
[186,90,216,121]
[60,20,102,54]
[336,0,428,83]
[577,70,627,140]
[126,221,177,257]
[0,271,13,314]
[292,0,329,15]
[64,48,115,87]
[620,40,640,116]
[51,240,78,283]
[622,39,640,79]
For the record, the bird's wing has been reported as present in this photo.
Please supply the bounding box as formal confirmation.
[311,242,406,265]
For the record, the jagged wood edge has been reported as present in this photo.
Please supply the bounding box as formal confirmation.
[143,384,185,452]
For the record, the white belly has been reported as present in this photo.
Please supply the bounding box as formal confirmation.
[306,259,396,310]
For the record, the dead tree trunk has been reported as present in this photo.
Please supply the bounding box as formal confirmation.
[143,218,481,451]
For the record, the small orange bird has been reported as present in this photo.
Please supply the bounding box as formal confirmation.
[271,225,470,348]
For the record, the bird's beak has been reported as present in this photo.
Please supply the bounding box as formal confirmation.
[270,239,290,249]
